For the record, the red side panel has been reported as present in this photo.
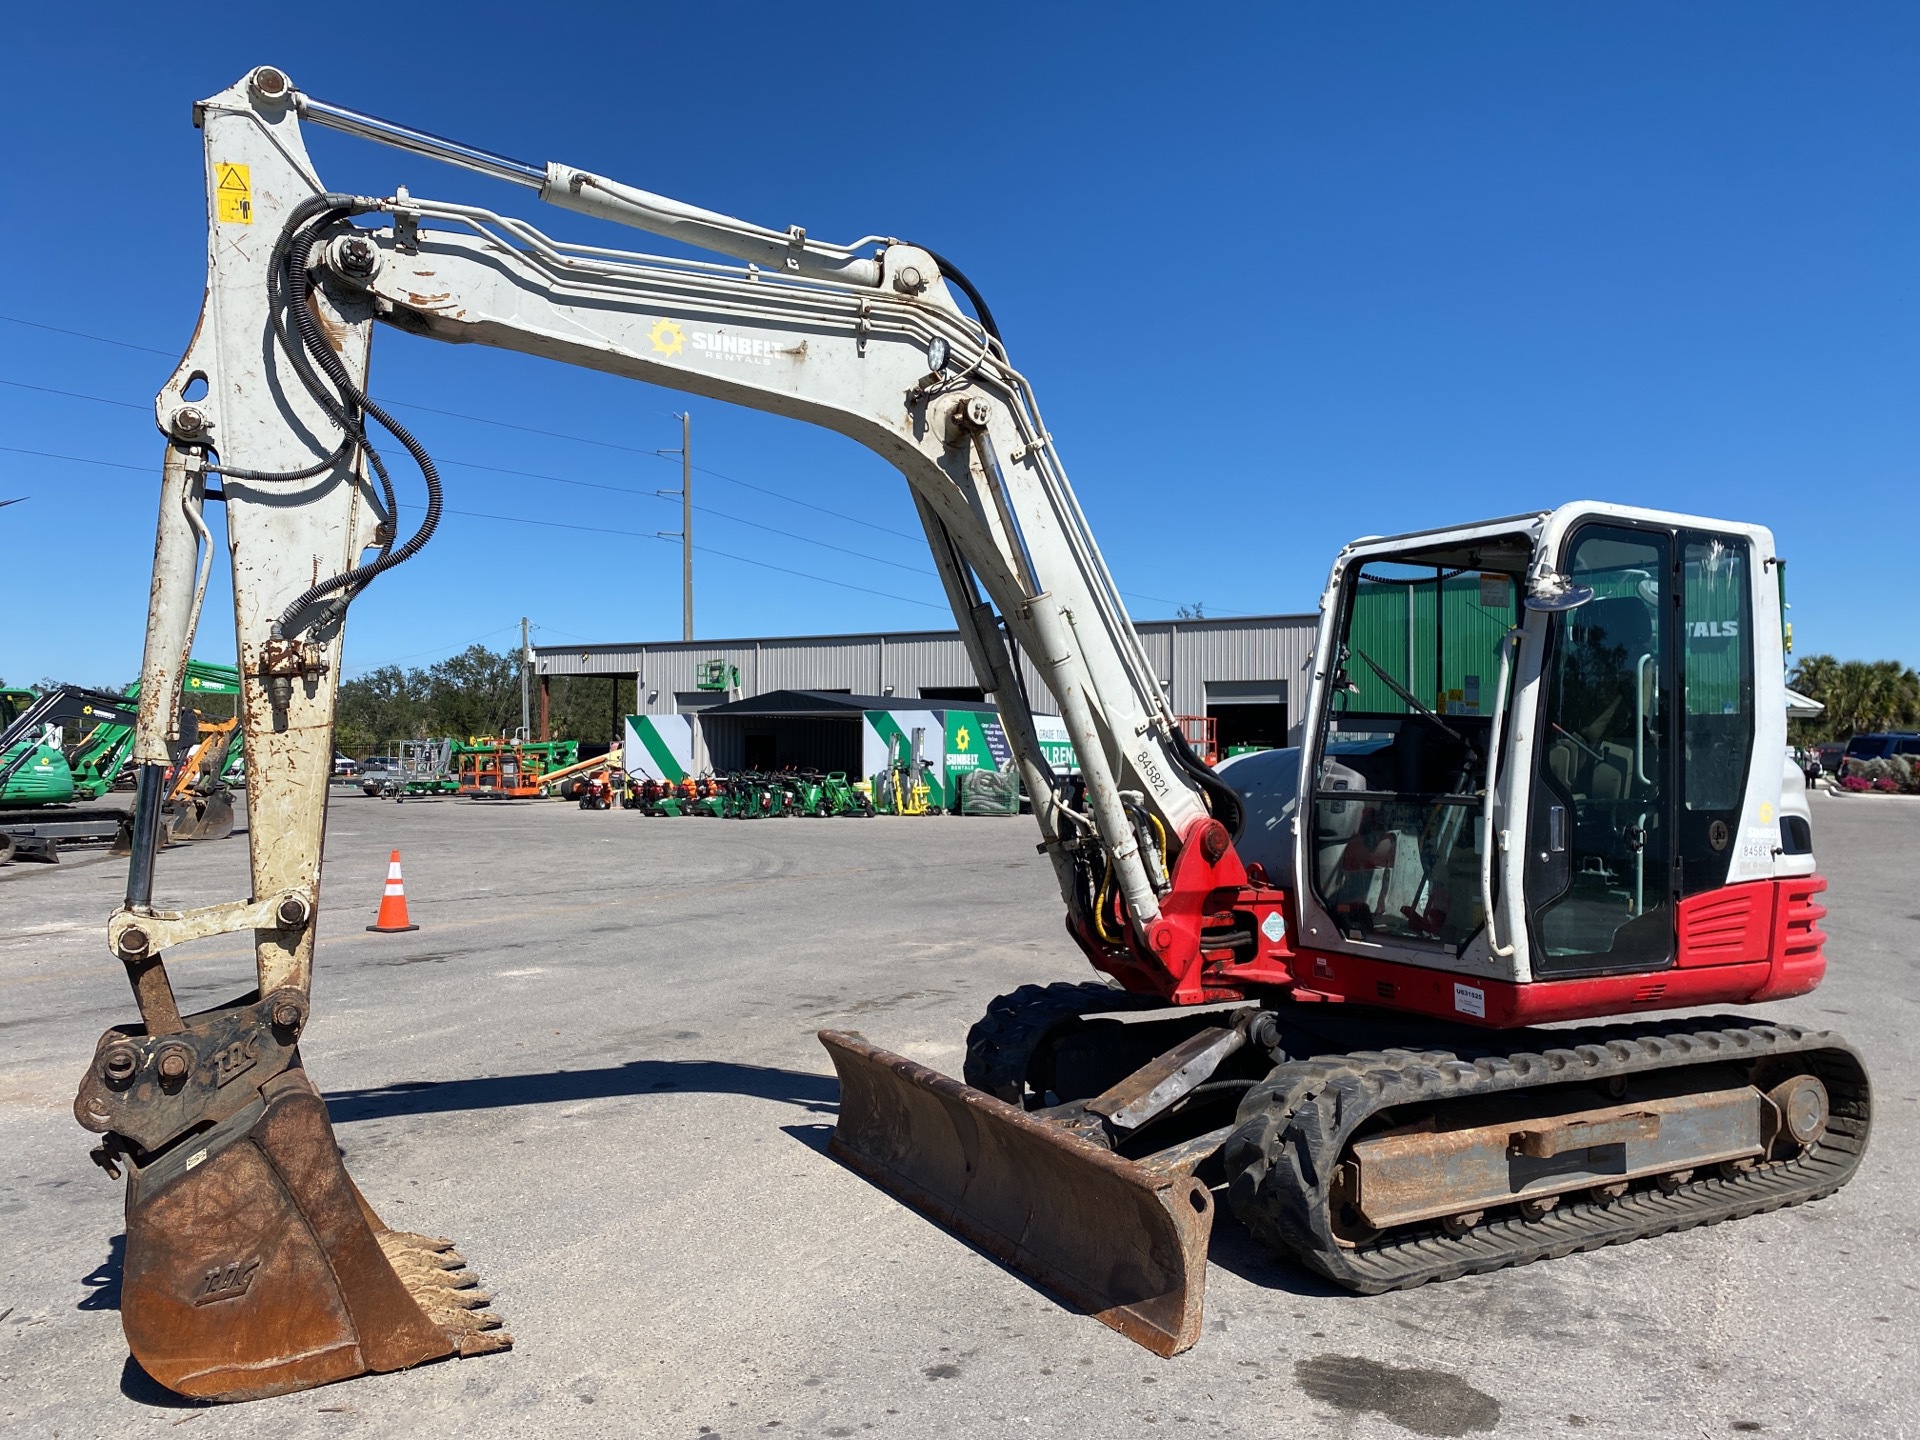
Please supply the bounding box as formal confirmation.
[1286,874,1830,1025]
[1752,874,1828,1001]
[1288,952,1775,1028]
[1675,883,1773,967]
[1072,814,1831,1026]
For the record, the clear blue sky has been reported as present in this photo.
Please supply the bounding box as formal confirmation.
[2,4,1914,687]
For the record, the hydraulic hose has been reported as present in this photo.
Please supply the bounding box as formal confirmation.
[276,240,443,634]
[915,244,1002,346]
[249,195,445,638]
[205,441,353,484]
[271,202,403,540]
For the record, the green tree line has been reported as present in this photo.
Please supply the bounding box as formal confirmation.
[296,645,1920,757]
[334,645,633,758]
[1788,654,1920,744]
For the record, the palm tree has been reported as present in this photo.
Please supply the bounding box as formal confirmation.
[1790,654,1920,741]
[1788,654,1842,743]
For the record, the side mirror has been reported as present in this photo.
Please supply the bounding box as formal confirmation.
[1524,572,1596,612]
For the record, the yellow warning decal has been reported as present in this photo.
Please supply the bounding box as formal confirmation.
[215,163,252,224]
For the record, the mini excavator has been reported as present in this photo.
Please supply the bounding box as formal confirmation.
[78,67,1868,1399]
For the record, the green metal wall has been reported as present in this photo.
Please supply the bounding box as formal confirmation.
[1347,572,1517,716]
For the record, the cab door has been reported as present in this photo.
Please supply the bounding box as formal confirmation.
[1526,524,1675,976]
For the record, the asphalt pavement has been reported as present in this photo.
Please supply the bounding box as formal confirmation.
[2,788,1915,1438]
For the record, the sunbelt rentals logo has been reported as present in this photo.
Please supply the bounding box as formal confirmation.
[648,315,787,368]
[648,318,684,357]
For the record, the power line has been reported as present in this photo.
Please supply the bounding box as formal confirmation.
[0,444,146,473]
[691,463,922,542]
[345,621,524,676]
[0,371,936,573]
[0,317,1252,616]
[0,442,946,610]
[0,441,1242,617]
[390,393,923,541]
[434,455,936,576]
[375,395,661,455]
[0,313,174,357]
[0,376,145,410]
[401,502,948,610]
[0,311,926,541]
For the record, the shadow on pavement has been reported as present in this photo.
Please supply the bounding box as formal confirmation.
[325,1058,840,1122]
[1202,1203,1348,1297]
[121,1355,203,1409]
[82,1236,204,1408]
[781,1120,836,1156]
[78,1232,124,1311]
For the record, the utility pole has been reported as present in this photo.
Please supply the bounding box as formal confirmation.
[519,616,532,740]
[658,412,693,641]
[680,411,693,642]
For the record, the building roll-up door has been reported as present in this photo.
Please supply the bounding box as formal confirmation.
[1205,680,1290,752]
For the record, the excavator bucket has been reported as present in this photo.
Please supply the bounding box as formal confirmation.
[108,1063,508,1401]
[819,1030,1213,1357]
[168,790,235,843]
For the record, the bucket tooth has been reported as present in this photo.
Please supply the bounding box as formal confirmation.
[819,1029,1212,1358]
[116,1064,510,1401]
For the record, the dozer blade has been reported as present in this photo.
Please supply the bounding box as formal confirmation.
[116,1064,509,1401]
[819,1029,1212,1357]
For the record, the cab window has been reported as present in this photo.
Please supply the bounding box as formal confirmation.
[1311,563,1519,948]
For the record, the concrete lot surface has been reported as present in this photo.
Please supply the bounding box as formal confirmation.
[2,790,1915,1438]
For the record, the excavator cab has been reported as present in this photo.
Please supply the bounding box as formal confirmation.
[1293,504,1798,1009]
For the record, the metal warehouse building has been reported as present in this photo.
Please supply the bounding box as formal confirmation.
[532,613,1318,753]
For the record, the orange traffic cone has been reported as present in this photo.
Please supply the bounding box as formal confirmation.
[367,849,420,933]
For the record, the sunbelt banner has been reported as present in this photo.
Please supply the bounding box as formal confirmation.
[863,708,945,806]
[861,706,1074,808]
[943,710,1010,777]
[623,714,693,781]
[1032,716,1079,774]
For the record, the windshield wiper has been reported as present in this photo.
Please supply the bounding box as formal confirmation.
[1349,647,1474,750]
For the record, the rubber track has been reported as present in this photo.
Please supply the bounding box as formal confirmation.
[962,982,1158,1104]
[1222,1016,1871,1293]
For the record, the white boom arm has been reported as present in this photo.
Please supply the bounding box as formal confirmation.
[114,66,1229,1012]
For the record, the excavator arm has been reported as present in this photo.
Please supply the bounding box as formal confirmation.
[84,66,1250,1399]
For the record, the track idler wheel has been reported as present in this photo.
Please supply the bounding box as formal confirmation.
[109,1065,508,1400]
